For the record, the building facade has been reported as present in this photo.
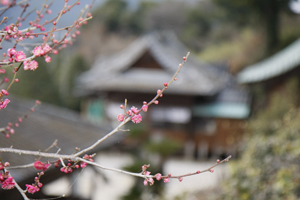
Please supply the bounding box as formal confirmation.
[77,31,250,159]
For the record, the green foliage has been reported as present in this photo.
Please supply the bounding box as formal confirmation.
[145,138,182,157]
[213,0,292,51]
[60,54,89,111]
[219,78,300,200]
[96,0,127,32]
[10,57,61,106]
[9,53,88,111]
[92,0,155,34]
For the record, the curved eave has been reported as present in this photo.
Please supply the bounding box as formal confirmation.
[237,38,300,84]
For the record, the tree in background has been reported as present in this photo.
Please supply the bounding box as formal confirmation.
[212,0,292,52]
[219,77,300,199]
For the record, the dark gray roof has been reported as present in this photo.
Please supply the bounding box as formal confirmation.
[237,38,300,84]
[76,31,230,96]
[0,96,122,183]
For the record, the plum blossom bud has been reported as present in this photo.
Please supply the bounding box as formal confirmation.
[45,56,51,63]
[164,82,168,87]
[143,179,148,186]
[127,110,133,116]
[148,178,154,186]
[43,163,50,171]
[155,173,162,181]
[142,164,149,171]
[178,177,183,182]
[145,171,151,176]
[163,178,170,183]
[131,106,138,114]
[1,89,8,95]
[117,114,124,122]
[80,162,87,168]
[210,169,214,173]
[142,105,148,112]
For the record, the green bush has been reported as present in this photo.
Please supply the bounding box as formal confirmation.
[220,78,300,200]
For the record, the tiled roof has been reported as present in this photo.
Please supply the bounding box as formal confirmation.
[237,38,300,84]
[76,31,230,96]
[0,96,122,183]
[193,79,251,119]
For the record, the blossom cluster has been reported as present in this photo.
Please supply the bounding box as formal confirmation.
[6,48,26,62]
[0,162,15,190]
[34,161,50,171]
[0,0,92,140]
[59,154,94,174]
[141,164,169,186]
[117,102,148,124]
[25,171,44,194]
[0,0,92,121]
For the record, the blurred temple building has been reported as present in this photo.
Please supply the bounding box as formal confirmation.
[237,37,300,105]
[76,31,251,159]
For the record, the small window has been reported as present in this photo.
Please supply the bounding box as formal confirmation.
[86,99,105,124]
[150,106,191,124]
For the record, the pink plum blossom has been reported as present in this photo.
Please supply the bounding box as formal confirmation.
[1,0,10,6]
[43,44,52,53]
[131,106,138,114]
[2,177,15,189]
[132,114,142,124]
[14,51,26,62]
[0,99,10,109]
[26,184,39,194]
[163,178,170,183]
[33,46,44,56]
[155,173,162,181]
[117,114,124,122]
[34,161,44,171]
[7,48,16,57]
[24,60,38,71]
[45,56,51,63]
[143,179,148,186]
